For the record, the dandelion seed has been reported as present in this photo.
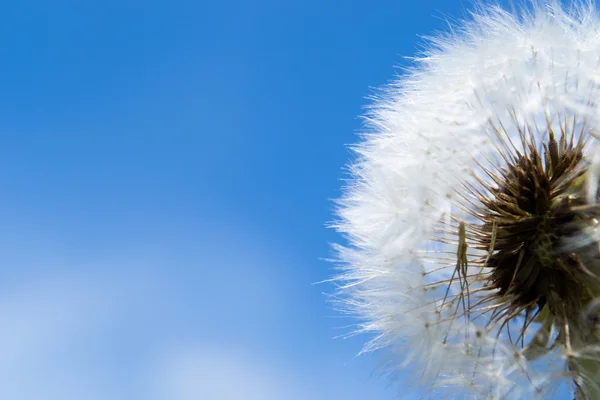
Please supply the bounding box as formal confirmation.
[332,2,600,398]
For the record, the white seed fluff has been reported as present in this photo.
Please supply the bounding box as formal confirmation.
[333,2,600,399]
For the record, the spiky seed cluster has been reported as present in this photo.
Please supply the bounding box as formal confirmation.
[467,126,599,331]
[422,120,600,399]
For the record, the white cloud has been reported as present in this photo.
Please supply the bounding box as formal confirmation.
[150,343,304,400]
[0,227,309,400]
[0,273,144,400]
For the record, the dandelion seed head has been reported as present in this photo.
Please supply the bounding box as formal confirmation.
[333,1,600,398]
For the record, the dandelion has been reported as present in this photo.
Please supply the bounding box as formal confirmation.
[332,2,600,398]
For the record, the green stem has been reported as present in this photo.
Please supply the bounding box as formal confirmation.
[571,312,600,400]
[574,357,600,400]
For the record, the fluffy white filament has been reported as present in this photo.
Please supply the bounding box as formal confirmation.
[333,1,600,398]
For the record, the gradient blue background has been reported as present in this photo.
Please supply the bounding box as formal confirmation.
[0,1,528,399]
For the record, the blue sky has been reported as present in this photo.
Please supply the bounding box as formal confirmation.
[0,1,525,399]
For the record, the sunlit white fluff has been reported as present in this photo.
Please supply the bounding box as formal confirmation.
[333,2,600,398]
